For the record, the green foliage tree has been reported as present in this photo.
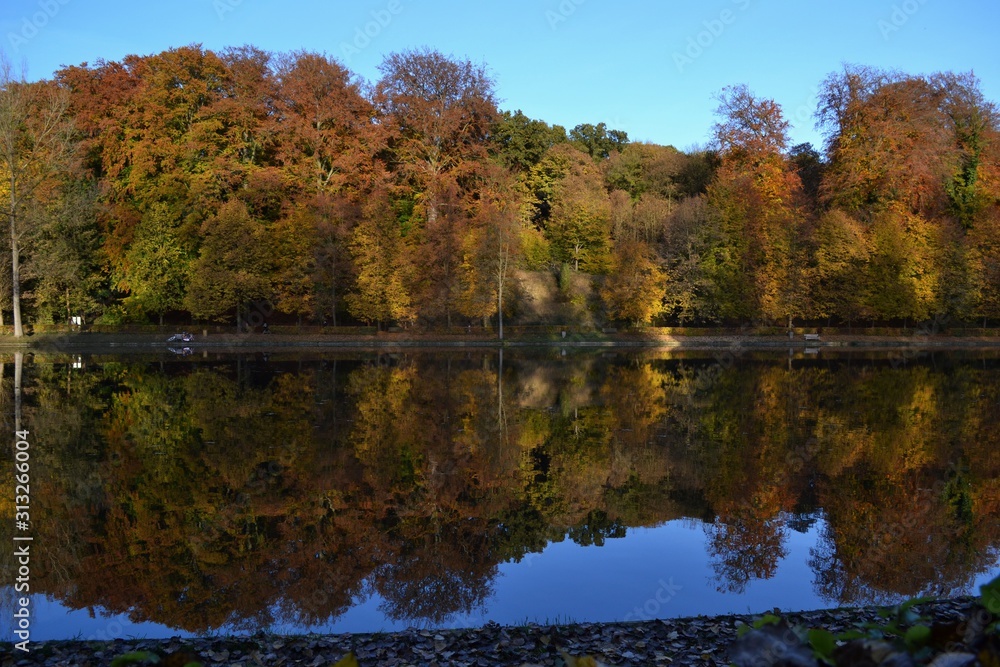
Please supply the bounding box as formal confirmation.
[23,179,103,324]
[490,109,567,173]
[116,202,189,324]
[569,122,629,160]
[185,200,272,328]
[603,142,687,200]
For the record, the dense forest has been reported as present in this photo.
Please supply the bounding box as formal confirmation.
[1,46,999,333]
[1,350,998,631]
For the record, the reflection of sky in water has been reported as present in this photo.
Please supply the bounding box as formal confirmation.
[17,515,1000,641]
[11,594,196,641]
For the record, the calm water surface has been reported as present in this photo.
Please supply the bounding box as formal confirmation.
[2,348,999,641]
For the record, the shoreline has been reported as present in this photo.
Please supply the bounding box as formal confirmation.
[1,597,985,666]
[3,331,1000,353]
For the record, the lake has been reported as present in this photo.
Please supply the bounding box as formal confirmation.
[2,347,999,642]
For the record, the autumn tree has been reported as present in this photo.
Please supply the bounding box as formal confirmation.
[0,59,77,336]
[971,209,1000,326]
[185,199,271,328]
[218,45,278,169]
[458,169,523,339]
[274,51,379,196]
[608,190,674,244]
[374,49,498,324]
[55,56,145,275]
[706,84,804,323]
[347,194,414,329]
[537,144,612,272]
[0,237,10,325]
[268,208,316,322]
[120,47,235,221]
[57,46,241,288]
[712,84,799,203]
[375,48,497,224]
[276,194,357,326]
[809,209,871,325]
[599,240,667,325]
[814,66,1000,324]
[16,47,1000,330]
[660,195,720,323]
[818,66,953,215]
[788,142,824,208]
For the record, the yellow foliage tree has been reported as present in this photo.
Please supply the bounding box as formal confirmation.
[599,240,667,325]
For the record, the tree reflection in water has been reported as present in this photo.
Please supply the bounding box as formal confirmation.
[1,350,998,634]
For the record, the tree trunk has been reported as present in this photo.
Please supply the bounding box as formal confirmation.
[498,280,504,341]
[14,351,22,434]
[11,216,22,337]
[497,346,504,439]
[331,283,337,327]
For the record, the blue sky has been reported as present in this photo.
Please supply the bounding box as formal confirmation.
[3,0,998,151]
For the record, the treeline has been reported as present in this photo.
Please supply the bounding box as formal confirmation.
[1,47,999,332]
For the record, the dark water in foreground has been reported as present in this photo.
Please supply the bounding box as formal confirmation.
[2,348,999,641]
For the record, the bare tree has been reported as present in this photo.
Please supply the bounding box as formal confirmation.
[0,56,76,336]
